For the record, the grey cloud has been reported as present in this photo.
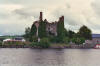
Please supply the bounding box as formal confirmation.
[0,13,8,19]
[14,9,33,19]
[91,0,100,16]
[84,17,100,33]
[0,24,25,35]
[0,10,10,19]
[13,8,41,19]
[64,16,80,26]
[0,0,65,6]
[51,6,82,26]
[0,0,100,35]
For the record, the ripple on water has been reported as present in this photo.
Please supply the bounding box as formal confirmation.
[0,49,100,66]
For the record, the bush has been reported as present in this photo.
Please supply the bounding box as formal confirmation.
[71,37,85,45]
[3,41,25,46]
[30,42,39,47]
[63,37,70,44]
[39,38,50,48]
[50,37,70,44]
[0,41,2,46]
[49,36,58,43]
[30,38,50,48]
[33,36,38,42]
[79,38,85,44]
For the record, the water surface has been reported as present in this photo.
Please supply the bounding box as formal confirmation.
[0,48,100,66]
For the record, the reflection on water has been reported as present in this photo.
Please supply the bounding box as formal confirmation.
[0,48,100,66]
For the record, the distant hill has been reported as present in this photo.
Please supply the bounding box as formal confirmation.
[92,34,100,38]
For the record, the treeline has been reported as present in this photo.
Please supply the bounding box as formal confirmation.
[24,20,92,48]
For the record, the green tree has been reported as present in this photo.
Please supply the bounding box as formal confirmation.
[57,20,65,42]
[0,41,2,47]
[30,38,50,48]
[30,24,37,42]
[63,37,70,44]
[67,30,75,38]
[64,28,68,37]
[78,25,92,40]
[30,24,37,36]
[49,36,59,43]
[71,37,85,45]
[24,27,31,39]
[39,38,50,48]
[38,21,47,38]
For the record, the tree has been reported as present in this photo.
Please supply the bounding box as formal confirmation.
[30,24,37,36]
[78,25,92,40]
[63,37,70,44]
[29,24,37,42]
[30,38,50,48]
[57,20,65,42]
[67,30,75,38]
[24,27,31,39]
[38,21,47,38]
[64,28,68,37]
[39,38,50,48]
[71,37,85,45]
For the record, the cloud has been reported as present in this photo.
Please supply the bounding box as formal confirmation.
[0,24,24,35]
[0,4,23,11]
[0,12,8,19]
[91,0,100,17]
[0,0,100,35]
[13,8,41,20]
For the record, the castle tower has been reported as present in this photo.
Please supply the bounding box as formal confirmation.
[39,12,43,21]
[61,16,64,22]
[59,16,64,22]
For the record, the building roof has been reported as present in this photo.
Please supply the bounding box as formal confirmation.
[92,34,100,38]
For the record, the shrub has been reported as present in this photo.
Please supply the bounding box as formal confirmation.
[29,36,38,42]
[3,41,25,46]
[0,41,2,46]
[30,42,39,47]
[49,36,58,43]
[39,38,50,48]
[30,38,50,48]
[79,38,85,44]
[33,36,38,42]
[63,37,70,44]
[71,37,85,45]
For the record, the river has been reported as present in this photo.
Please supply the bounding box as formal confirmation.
[0,48,100,66]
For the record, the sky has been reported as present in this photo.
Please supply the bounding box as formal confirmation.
[0,0,100,35]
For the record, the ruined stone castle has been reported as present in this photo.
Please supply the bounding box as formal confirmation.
[33,12,64,37]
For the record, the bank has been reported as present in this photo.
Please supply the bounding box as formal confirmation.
[0,43,95,49]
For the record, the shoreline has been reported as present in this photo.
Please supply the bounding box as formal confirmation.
[0,47,94,49]
[0,43,95,49]
[0,46,94,49]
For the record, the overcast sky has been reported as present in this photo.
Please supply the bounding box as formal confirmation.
[0,0,100,35]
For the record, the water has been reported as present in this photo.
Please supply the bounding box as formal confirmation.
[0,48,100,66]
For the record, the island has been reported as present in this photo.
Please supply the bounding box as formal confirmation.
[0,12,94,49]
